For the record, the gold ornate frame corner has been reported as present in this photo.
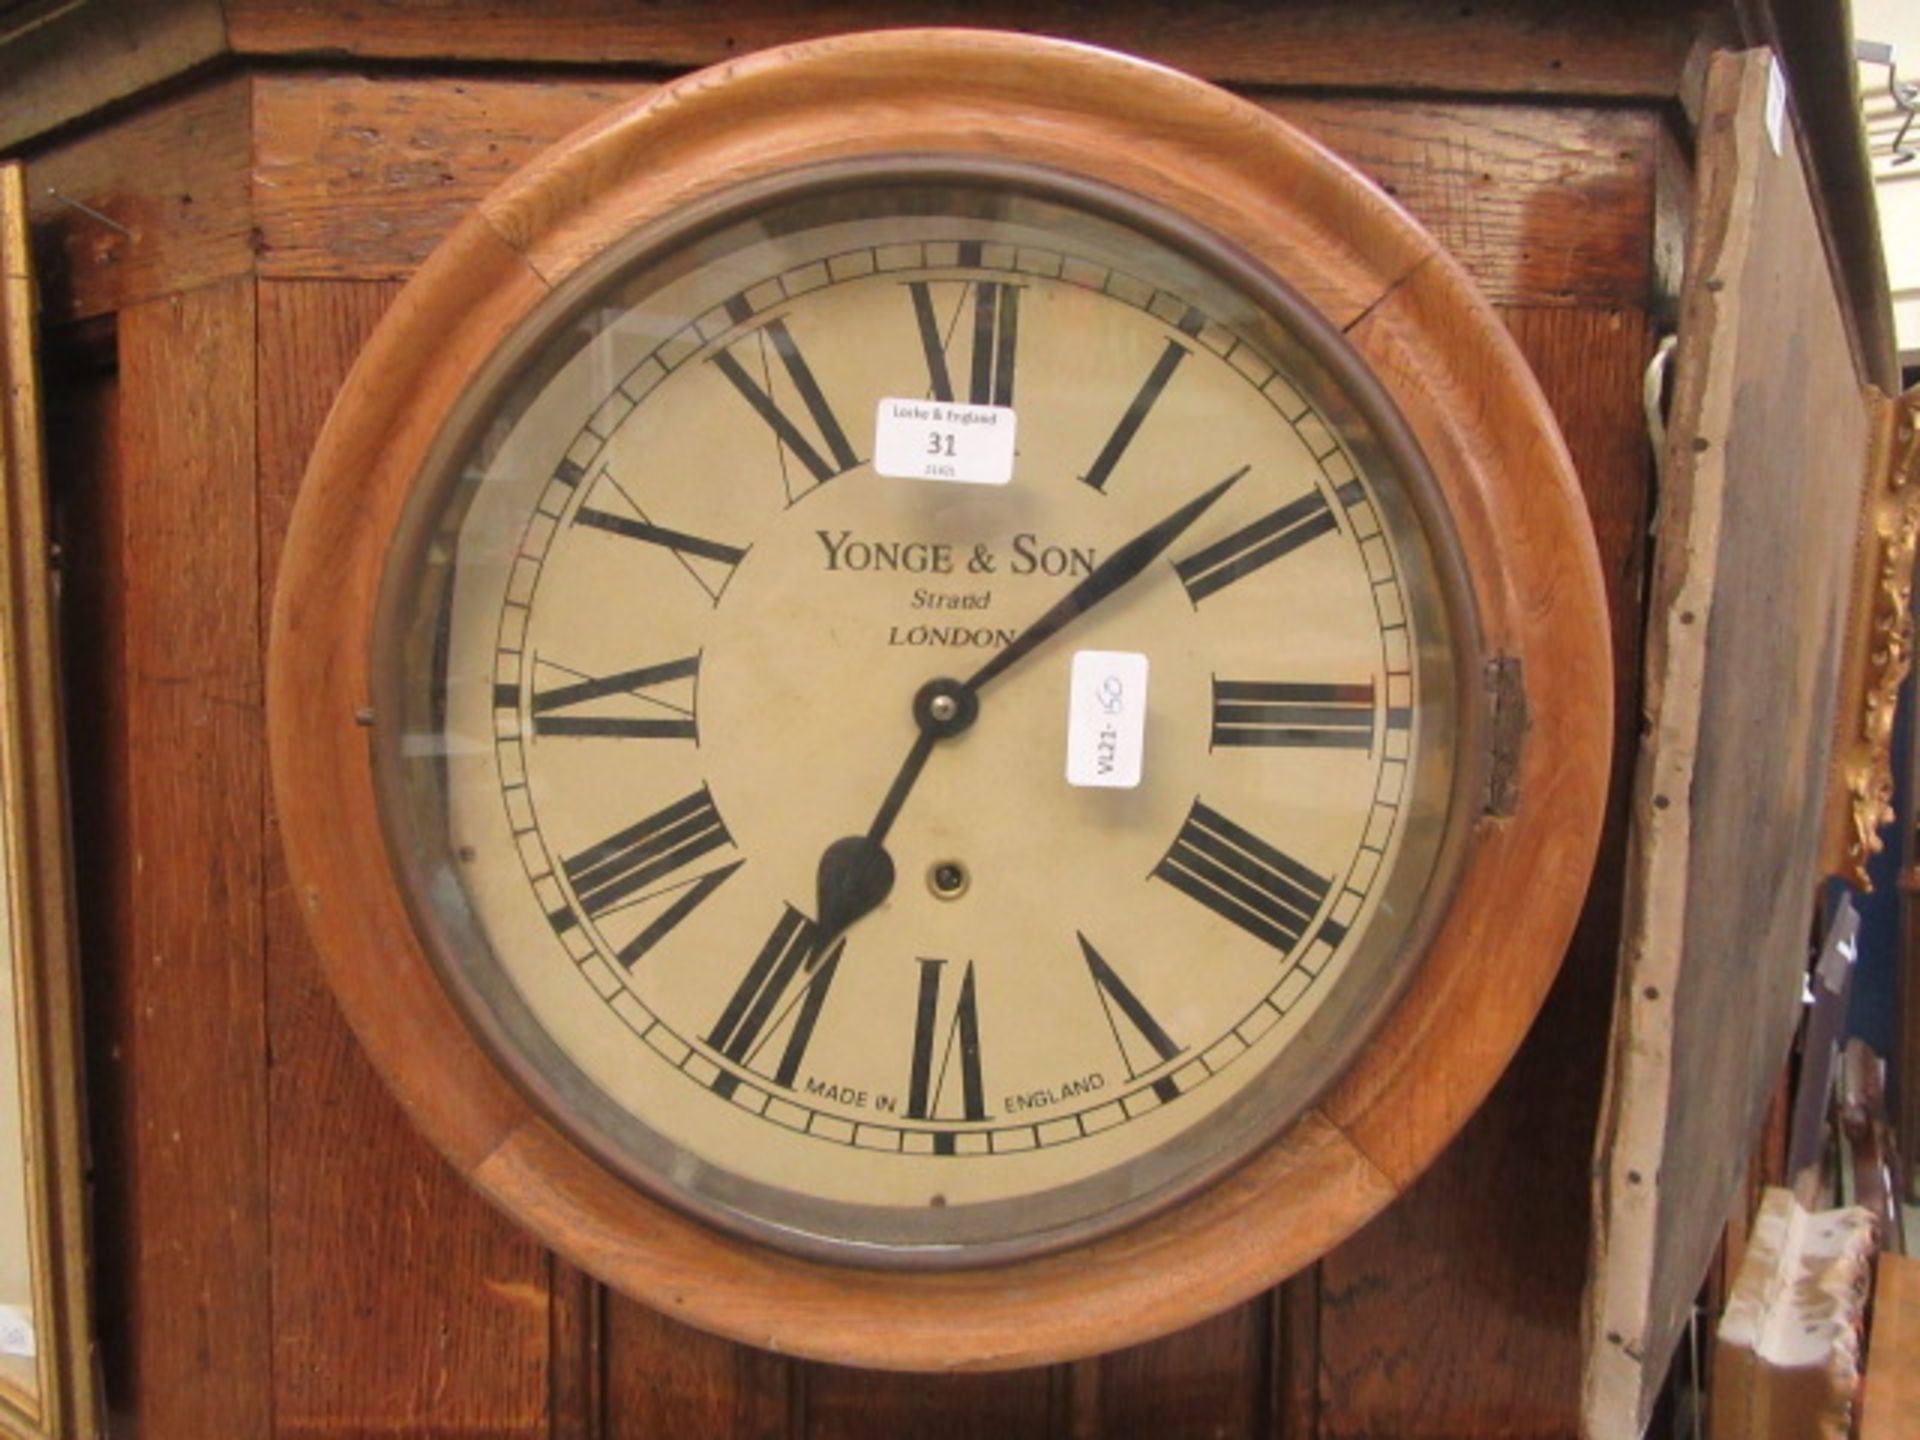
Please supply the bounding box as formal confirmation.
[1826,386,1920,889]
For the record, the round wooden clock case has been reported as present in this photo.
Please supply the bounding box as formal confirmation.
[268,29,1612,1368]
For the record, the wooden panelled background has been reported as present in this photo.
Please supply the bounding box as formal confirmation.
[19,5,1678,1435]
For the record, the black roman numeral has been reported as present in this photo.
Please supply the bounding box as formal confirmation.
[906,280,1020,407]
[574,510,747,569]
[1081,306,1204,492]
[559,786,733,922]
[520,654,699,741]
[612,861,742,969]
[905,958,987,1147]
[549,789,741,968]
[1210,679,1375,751]
[707,906,844,1097]
[575,508,747,602]
[1077,933,1183,1102]
[572,466,746,606]
[1152,800,1331,955]
[1173,489,1338,603]
[711,317,860,496]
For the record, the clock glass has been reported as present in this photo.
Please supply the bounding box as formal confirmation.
[373,163,1480,1264]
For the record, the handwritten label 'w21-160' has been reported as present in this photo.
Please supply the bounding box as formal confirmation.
[1066,650,1149,789]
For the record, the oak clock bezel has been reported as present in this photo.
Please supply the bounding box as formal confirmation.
[268,28,1613,1370]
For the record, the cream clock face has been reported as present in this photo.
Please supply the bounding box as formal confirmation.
[376,172,1475,1263]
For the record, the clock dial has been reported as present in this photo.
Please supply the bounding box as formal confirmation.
[376,174,1475,1261]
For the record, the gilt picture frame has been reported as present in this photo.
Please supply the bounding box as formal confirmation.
[0,160,99,1440]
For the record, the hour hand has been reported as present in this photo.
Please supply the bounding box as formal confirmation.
[816,834,894,946]
[811,677,979,945]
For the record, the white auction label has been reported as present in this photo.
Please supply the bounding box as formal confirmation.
[1066,650,1149,789]
[0,1304,35,1359]
[872,397,1017,485]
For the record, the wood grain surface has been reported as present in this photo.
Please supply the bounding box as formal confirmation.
[1074,1304,1270,1439]
[245,73,1654,312]
[0,0,229,153]
[250,75,654,285]
[0,0,1726,162]
[1861,1253,1920,1439]
[16,50,1658,322]
[803,1361,1054,1440]
[1276,99,1656,311]
[104,277,272,1439]
[602,1298,793,1440]
[24,77,254,323]
[258,278,558,1439]
[218,0,1710,99]
[549,1258,606,1440]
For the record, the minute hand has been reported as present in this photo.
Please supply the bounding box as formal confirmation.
[963,466,1246,695]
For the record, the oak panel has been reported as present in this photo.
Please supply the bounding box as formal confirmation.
[257,278,555,1439]
[1503,309,1657,775]
[1275,99,1656,311]
[0,0,229,153]
[549,1259,604,1440]
[1274,1271,1321,1438]
[25,77,255,323]
[108,277,272,1440]
[802,1363,1053,1440]
[17,67,1659,329]
[251,74,653,282]
[1079,1301,1270,1439]
[601,1293,791,1440]
[256,281,399,595]
[1861,1253,1920,1439]
[791,1290,1291,1438]
[222,0,1710,99]
[250,72,1652,311]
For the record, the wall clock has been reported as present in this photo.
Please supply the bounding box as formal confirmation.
[269,29,1612,1368]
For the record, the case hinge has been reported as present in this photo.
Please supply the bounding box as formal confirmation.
[1485,655,1528,818]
